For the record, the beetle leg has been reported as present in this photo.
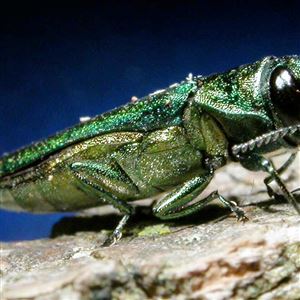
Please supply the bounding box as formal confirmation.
[264,153,297,198]
[153,172,247,221]
[260,157,300,214]
[232,129,300,214]
[237,154,300,214]
[217,194,248,221]
[101,214,130,247]
[70,161,137,246]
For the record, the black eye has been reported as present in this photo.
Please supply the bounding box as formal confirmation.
[270,67,300,124]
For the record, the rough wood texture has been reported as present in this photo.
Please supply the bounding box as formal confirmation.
[1,153,299,300]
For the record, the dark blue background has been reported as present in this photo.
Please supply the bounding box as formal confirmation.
[1,0,299,241]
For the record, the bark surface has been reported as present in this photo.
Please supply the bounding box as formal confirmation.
[1,153,299,300]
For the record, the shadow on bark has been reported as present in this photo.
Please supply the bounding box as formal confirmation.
[50,204,231,238]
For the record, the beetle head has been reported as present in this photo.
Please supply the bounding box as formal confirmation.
[269,56,300,145]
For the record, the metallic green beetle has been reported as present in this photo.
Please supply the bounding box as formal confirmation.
[1,55,300,245]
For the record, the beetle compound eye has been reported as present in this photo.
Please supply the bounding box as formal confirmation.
[270,67,300,124]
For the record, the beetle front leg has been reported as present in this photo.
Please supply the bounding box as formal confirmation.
[153,172,247,221]
[264,152,297,199]
[70,161,137,246]
[237,154,300,214]
[260,157,300,214]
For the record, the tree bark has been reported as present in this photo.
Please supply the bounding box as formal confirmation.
[1,153,299,300]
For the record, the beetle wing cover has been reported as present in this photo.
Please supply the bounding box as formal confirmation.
[0,81,196,177]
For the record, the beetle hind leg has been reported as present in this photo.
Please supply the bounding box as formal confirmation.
[153,172,247,221]
[70,160,138,246]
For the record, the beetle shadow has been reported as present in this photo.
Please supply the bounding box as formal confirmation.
[50,204,231,238]
[245,192,300,213]
[50,192,300,238]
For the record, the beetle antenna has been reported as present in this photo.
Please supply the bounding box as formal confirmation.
[232,124,300,156]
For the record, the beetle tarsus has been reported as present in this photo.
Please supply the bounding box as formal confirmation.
[102,214,130,247]
[230,202,248,222]
[217,194,248,222]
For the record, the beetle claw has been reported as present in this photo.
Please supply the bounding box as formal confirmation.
[237,211,249,223]
[101,230,122,247]
[228,200,248,222]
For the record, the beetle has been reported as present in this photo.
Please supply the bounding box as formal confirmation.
[1,55,299,246]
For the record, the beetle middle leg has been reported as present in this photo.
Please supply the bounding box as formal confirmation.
[153,171,247,221]
[70,160,138,246]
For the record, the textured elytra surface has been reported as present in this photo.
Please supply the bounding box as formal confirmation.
[1,153,299,300]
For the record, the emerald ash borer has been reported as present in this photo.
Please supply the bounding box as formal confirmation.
[1,55,299,246]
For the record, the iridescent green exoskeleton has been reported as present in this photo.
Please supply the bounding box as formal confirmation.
[1,56,300,246]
